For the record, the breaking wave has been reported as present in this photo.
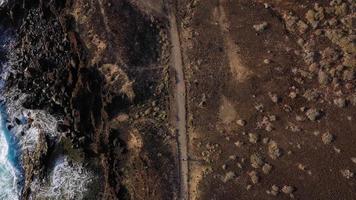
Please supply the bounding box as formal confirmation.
[30,156,94,200]
[0,24,22,200]
[0,0,7,8]
[0,108,22,200]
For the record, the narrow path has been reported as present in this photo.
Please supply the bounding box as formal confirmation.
[217,0,251,83]
[166,3,189,200]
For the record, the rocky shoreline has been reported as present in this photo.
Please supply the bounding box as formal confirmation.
[1,1,102,198]
[1,0,177,199]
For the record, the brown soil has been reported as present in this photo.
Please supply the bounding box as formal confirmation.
[177,0,355,199]
[2,0,354,199]
[65,0,178,199]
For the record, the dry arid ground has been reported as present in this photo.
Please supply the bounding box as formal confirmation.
[177,0,355,200]
[0,0,354,199]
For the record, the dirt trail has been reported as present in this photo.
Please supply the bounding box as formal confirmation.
[167,3,189,200]
[217,0,251,83]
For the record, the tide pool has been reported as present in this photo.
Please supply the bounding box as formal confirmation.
[0,107,22,200]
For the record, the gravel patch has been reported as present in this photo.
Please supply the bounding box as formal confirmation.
[340,169,354,179]
[268,140,282,159]
[253,22,268,32]
[262,163,273,174]
[250,153,264,168]
[305,108,321,121]
[281,185,295,194]
[321,132,334,144]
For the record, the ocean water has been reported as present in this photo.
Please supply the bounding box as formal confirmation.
[0,108,21,200]
[1,18,94,200]
[0,24,22,200]
[30,156,95,200]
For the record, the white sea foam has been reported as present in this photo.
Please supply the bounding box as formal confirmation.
[0,112,20,200]
[31,156,94,200]
[2,76,95,200]
[0,25,21,200]
[4,91,59,153]
[0,0,7,7]
[0,125,8,163]
[1,23,95,200]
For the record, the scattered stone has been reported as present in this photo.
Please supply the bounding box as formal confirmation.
[349,94,356,106]
[303,89,319,101]
[269,92,280,103]
[333,146,341,153]
[297,38,304,46]
[248,171,260,184]
[321,47,340,63]
[237,163,243,169]
[296,143,302,149]
[263,59,271,64]
[300,107,307,112]
[343,53,354,67]
[284,13,298,31]
[269,115,277,121]
[199,93,207,107]
[332,77,340,87]
[313,131,320,136]
[334,98,346,108]
[340,169,354,179]
[318,70,329,85]
[270,185,280,196]
[255,103,264,112]
[334,3,348,16]
[257,116,274,132]
[222,164,227,170]
[246,184,252,190]
[304,51,316,65]
[314,29,322,35]
[268,140,282,159]
[351,157,356,164]
[223,171,236,183]
[343,69,355,81]
[305,108,321,121]
[297,163,306,171]
[262,137,270,144]
[250,153,264,168]
[296,115,305,122]
[305,9,317,27]
[281,185,295,194]
[229,155,237,160]
[248,133,259,144]
[262,163,273,174]
[253,22,268,32]
[308,63,319,72]
[334,66,344,73]
[289,91,297,99]
[234,141,244,147]
[299,69,312,78]
[236,119,247,127]
[265,124,273,132]
[297,20,308,33]
[321,132,334,144]
[287,122,302,132]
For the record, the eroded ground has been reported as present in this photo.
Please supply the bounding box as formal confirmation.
[0,0,354,199]
[178,0,355,199]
